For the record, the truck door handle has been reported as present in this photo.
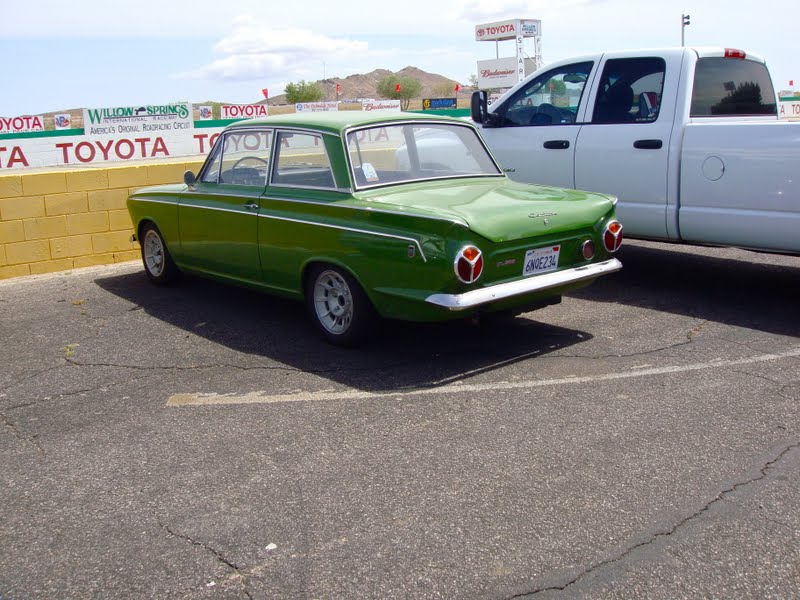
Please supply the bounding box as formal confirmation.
[243,203,260,210]
[633,139,663,149]
[543,140,570,150]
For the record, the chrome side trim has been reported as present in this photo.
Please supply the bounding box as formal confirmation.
[425,258,622,310]
[130,191,466,228]
[177,203,257,215]
[260,195,468,227]
[129,197,180,206]
[257,213,427,262]
[269,182,351,193]
[180,192,263,201]
[131,190,468,228]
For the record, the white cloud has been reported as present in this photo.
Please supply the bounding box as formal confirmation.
[452,0,536,23]
[451,0,606,24]
[179,17,368,82]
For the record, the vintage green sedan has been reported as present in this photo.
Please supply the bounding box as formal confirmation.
[127,111,622,345]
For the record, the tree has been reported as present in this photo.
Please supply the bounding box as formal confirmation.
[376,76,422,111]
[549,79,568,105]
[433,82,458,98]
[284,80,324,104]
[467,74,479,91]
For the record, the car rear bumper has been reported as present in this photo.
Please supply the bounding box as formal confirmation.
[425,258,622,311]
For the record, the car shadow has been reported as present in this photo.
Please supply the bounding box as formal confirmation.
[95,270,592,392]
[573,241,800,337]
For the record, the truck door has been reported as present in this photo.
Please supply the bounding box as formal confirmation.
[678,55,787,250]
[478,61,595,189]
[574,56,676,239]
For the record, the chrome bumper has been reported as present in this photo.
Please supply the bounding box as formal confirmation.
[425,258,622,311]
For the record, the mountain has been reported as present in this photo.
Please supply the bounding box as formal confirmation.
[265,66,465,104]
[30,67,468,123]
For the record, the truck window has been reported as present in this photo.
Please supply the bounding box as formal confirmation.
[690,58,777,116]
[592,57,666,124]
[497,61,593,127]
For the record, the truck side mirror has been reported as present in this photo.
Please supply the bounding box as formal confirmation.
[184,170,197,188]
[471,90,488,124]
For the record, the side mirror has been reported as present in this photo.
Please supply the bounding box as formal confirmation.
[471,90,489,124]
[184,170,197,187]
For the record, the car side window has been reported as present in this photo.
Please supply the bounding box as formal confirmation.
[497,61,593,127]
[271,132,336,189]
[592,57,666,124]
[217,130,272,186]
[200,141,223,183]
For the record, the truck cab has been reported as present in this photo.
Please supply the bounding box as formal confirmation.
[471,47,795,253]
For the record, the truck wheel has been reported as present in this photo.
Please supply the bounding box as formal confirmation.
[306,265,376,346]
[140,223,179,285]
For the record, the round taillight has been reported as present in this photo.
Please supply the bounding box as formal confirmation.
[581,239,596,260]
[603,221,623,253]
[454,245,483,284]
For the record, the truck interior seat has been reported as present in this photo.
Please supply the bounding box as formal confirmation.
[638,91,660,120]
[594,83,634,123]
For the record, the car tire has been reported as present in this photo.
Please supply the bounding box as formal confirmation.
[140,222,179,285]
[306,265,376,346]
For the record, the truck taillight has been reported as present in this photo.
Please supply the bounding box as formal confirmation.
[724,48,747,59]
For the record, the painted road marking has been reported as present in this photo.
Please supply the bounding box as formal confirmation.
[167,346,800,407]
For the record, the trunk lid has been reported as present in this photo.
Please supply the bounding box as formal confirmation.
[358,178,614,242]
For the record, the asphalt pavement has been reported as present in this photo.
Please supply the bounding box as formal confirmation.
[1,239,798,599]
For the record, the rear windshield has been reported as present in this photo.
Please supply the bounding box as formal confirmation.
[346,123,501,189]
[690,58,777,116]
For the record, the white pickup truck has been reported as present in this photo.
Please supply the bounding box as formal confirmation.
[470,47,800,254]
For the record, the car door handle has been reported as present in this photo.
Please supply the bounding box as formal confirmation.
[633,139,663,150]
[243,203,260,210]
[543,140,570,150]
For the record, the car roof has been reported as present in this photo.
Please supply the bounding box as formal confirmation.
[226,110,467,135]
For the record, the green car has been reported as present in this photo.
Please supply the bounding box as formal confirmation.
[127,111,622,345]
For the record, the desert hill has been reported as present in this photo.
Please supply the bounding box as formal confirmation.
[265,66,466,104]
[39,67,468,124]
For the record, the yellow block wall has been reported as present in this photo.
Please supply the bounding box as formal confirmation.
[0,161,203,280]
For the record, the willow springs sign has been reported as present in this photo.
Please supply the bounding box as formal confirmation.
[0,101,393,170]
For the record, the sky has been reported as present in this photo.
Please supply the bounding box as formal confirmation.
[1,0,797,116]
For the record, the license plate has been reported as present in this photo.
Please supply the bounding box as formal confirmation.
[522,245,560,276]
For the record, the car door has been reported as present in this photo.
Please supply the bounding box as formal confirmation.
[574,54,678,239]
[478,60,595,188]
[179,128,272,281]
[257,129,343,293]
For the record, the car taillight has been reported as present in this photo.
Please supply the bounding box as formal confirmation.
[581,239,596,260]
[603,221,623,253]
[454,245,483,284]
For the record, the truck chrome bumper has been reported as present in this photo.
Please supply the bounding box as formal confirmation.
[425,258,622,311]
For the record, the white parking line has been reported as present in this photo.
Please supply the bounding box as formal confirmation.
[167,346,800,407]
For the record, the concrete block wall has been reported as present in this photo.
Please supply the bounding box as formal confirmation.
[0,161,203,280]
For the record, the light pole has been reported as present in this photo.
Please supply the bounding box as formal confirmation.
[681,14,690,46]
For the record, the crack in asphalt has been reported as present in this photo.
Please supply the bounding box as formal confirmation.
[158,518,254,600]
[550,337,693,361]
[2,369,153,413]
[0,409,45,455]
[509,441,800,598]
[0,366,63,396]
[777,384,799,402]
[547,320,707,361]
[737,369,799,402]
[62,356,416,376]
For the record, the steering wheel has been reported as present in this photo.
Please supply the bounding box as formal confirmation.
[231,156,269,170]
[529,103,562,125]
